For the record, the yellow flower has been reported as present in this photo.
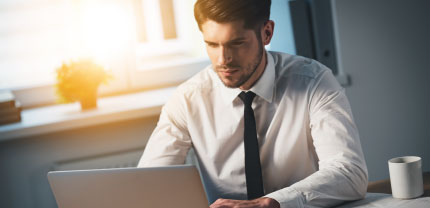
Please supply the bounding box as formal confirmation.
[55,59,112,103]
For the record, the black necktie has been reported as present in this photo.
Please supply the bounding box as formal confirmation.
[239,91,264,199]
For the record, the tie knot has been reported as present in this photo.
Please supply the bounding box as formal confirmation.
[239,91,256,106]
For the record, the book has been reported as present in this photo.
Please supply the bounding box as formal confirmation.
[0,102,21,116]
[0,90,15,108]
[0,113,21,125]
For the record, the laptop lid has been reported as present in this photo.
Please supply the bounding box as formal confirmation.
[47,165,209,208]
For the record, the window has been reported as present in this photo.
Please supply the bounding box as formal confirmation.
[131,0,208,89]
[0,0,74,89]
[1,0,298,108]
[0,0,207,108]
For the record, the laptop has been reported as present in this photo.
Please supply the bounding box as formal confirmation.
[47,165,209,208]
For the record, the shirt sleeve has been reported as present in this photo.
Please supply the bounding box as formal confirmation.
[266,68,368,208]
[137,88,192,167]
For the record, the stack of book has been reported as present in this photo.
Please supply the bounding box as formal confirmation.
[0,91,21,125]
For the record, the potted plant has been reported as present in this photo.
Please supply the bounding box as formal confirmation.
[55,59,111,110]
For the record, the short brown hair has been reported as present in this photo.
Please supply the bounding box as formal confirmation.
[194,0,271,31]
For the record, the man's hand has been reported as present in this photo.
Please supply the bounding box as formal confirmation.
[210,197,280,208]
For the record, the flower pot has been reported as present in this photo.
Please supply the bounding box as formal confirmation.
[80,90,97,110]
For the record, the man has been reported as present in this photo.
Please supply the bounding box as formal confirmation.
[138,0,368,207]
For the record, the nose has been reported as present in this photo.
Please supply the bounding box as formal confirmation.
[217,46,232,66]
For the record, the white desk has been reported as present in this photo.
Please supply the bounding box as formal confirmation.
[336,193,430,208]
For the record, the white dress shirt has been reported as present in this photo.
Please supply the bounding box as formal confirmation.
[138,51,368,208]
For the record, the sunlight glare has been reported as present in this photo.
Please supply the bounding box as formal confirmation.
[80,2,134,64]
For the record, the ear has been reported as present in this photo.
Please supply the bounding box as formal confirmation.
[262,20,275,45]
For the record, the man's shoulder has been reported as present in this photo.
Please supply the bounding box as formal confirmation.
[270,51,330,80]
[175,65,215,97]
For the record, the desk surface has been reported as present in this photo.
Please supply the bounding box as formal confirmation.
[336,193,430,208]
[367,172,430,197]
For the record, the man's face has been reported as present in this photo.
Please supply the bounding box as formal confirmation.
[201,20,264,89]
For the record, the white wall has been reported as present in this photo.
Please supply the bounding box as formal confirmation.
[333,0,430,181]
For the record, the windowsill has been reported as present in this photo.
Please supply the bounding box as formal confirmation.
[0,87,176,142]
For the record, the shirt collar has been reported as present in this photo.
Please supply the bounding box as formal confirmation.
[249,51,275,103]
[211,51,275,104]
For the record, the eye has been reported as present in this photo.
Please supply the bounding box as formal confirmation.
[230,41,244,47]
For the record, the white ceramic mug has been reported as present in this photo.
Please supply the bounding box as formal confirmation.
[388,156,423,199]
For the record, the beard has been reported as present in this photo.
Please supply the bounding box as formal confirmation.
[215,41,264,89]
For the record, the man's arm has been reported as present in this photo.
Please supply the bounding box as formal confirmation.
[138,89,192,167]
[265,69,368,208]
